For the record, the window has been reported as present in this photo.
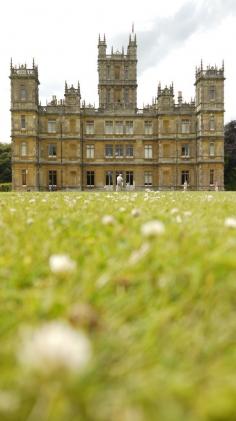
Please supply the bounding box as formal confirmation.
[49,170,57,187]
[21,142,27,156]
[209,86,216,101]
[144,145,153,159]
[107,65,111,80]
[144,121,153,135]
[209,115,215,131]
[105,121,113,134]
[181,171,190,185]
[181,144,190,157]
[86,121,94,135]
[126,144,134,157]
[70,119,76,133]
[114,66,120,80]
[115,145,123,157]
[21,169,27,186]
[86,171,95,187]
[181,120,190,133]
[106,89,111,105]
[114,89,122,103]
[144,171,152,186]
[124,89,129,104]
[105,144,113,157]
[48,120,56,133]
[20,86,26,101]
[210,169,214,185]
[163,144,170,158]
[105,171,113,186]
[21,115,26,129]
[86,144,95,159]
[125,121,133,135]
[48,144,57,157]
[126,171,134,186]
[115,121,123,134]
[209,142,215,157]
[163,120,170,133]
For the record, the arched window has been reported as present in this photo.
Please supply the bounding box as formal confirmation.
[209,115,215,131]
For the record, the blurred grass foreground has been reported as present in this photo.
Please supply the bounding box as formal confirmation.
[0,191,235,421]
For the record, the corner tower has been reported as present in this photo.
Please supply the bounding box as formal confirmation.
[10,61,40,190]
[98,29,137,112]
[195,62,225,189]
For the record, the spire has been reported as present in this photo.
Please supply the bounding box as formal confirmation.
[98,33,101,43]
[132,22,134,33]
[32,58,35,68]
[10,57,13,70]
[201,59,203,71]
[65,81,68,91]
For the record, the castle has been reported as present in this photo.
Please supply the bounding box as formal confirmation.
[10,30,225,191]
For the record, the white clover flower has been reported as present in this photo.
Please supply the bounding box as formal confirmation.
[184,211,192,217]
[170,208,179,215]
[9,208,16,213]
[129,242,150,265]
[131,208,141,217]
[102,215,115,225]
[224,217,236,228]
[26,218,34,225]
[29,199,36,204]
[176,215,182,224]
[141,220,165,237]
[18,322,91,374]
[49,254,76,274]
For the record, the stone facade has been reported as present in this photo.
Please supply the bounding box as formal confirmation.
[10,31,225,191]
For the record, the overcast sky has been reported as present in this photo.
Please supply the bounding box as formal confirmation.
[1,0,236,142]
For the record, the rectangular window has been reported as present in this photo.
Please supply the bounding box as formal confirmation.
[105,121,113,134]
[209,142,215,157]
[209,116,215,131]
[86,121,94,135]
[70,119,76,133]
[86,144,95,159]
[210,169,214,185]
[125,121,133,135]
[105,171,113,186]
[181,120,190,134]
[144,145,153,159]
[144,171,153,186]
[49,170,57,187]
[21,169,27,186]
[21,115,26,129]
[21,142,27,156]
[124,89,129,104]
[126,144,134,157]
[48,120,57,133]
[20,86,26,101]
[163,144,170,158]
[115,145,123,157]
[124,66,129,80]
[114,66,120,80]
[115,121,123,134]
[48,144,57,157]
[126,171,134,186]
[209,86,216,101]
[181,144,190,157]
[105,144,113,157]
[144,121,153,135]
[163,120,170,133]
[86,171,95,187]
[181,171,190,185]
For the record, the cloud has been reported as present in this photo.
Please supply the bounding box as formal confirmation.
[112,0,236,73]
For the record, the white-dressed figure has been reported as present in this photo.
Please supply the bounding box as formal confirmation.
[116,173,123,192]
[183,180,188,191]
[215,181,219,192]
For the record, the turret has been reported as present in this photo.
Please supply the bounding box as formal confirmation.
[64,81,81,107]
[98,34,107,58]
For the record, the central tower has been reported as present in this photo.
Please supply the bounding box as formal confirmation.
[98,30,137,112]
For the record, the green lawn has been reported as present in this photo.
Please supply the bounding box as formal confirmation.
[0,191,236,421]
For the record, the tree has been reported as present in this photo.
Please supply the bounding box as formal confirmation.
[0,143,11,183]
[224,121,236,191]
